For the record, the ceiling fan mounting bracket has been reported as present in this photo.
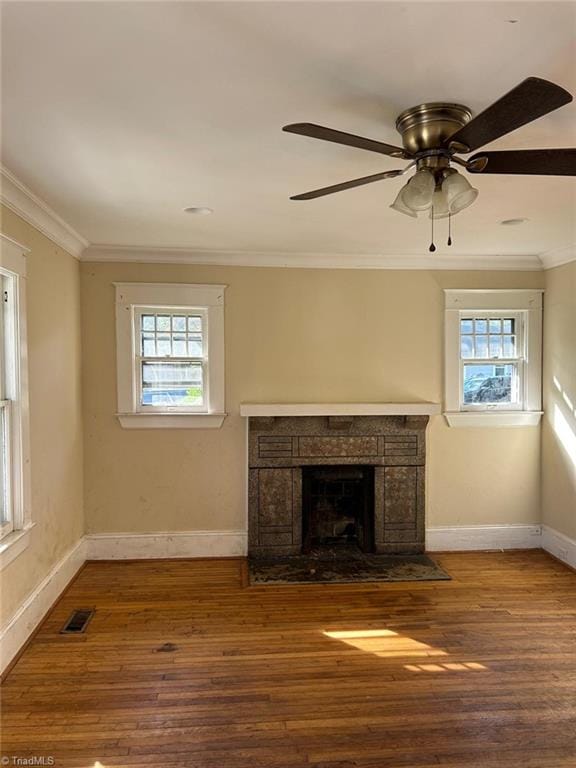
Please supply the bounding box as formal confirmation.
[395,103,473,154]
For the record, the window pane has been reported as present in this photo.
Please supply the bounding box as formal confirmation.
[461,335,474,358]
[157,336,171,356]
[463,363,517,405]
[475,319,488,333]
[502,319,514,333]
[156,315,170,332]
[141,362,203,407]
[172,316,186,332]
[503,335,516,356]
[460,319,473,334]
[188,316,202,332]
[142,315,155,331]
[142,338,156,356]
[173,337,187,356]
[475,335,488,358]
[489,335,502,357]
[188,339,203,356]
[489,319,501,333]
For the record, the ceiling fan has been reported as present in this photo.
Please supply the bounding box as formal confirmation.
[283,77,576,249]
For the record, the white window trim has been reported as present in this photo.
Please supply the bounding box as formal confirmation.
[0,235,33,570]
[115,283,226,429]
[444,289,543,427]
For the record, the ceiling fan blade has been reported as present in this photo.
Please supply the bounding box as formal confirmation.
[448,77,573,152]
[290,169,404,200]
[283,123,409,158]
[467,148,576,175]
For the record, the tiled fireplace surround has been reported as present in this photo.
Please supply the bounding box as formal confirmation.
[247,413,430,558]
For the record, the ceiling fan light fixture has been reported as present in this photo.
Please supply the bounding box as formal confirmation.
[390,186,418,218]
[443,170,479,214]
[429,187,451,219]
[401,169,436,211]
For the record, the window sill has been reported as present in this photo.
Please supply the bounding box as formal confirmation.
[0,523,35,570]
[117,413,227,429]
[444,411,543,428]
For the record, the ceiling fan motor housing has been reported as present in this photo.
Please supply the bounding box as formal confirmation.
[395,103,473,155]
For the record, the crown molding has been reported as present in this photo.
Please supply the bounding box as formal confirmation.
[538,244,576,270]
[0,166,88,260]
[83,244,543,271]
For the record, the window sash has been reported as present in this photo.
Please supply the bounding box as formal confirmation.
[0,400,13,537]
[0,270,15,538]
[0,271,14,538]
[459,311,524,361]
[458,311,526,411]
[0,275,5,402]
[133,307,210,413]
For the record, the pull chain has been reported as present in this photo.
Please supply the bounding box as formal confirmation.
[429,206,436,252]
[447,212,452,246]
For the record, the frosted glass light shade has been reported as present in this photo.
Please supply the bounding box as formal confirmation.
[429,188,450,219]
[402,169,435,211]
[390,186,418,218]
[443,171,479,213]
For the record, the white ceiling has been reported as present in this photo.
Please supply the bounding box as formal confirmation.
[1,1,576,261]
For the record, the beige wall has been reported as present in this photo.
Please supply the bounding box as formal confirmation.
[81,262,543,535]
[0,206,84,627]
[542,261,576,539]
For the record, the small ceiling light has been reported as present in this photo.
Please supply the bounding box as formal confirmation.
[500,217,528,226]
[184,206,213,215]
[443,171,479,214]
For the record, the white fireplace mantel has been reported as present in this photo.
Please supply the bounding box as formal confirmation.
[239,403,441,417]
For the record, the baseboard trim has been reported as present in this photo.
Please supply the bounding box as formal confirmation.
[85,530,248,560]
[541,525,576,570]
[0,537,86,675]
[87,527,544,558]
[426,524,542,552]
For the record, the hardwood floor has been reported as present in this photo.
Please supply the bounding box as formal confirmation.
[2,551,576,767]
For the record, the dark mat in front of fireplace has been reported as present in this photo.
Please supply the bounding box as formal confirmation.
[248,550,450,585]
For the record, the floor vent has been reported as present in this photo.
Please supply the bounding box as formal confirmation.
[60,609,94,634]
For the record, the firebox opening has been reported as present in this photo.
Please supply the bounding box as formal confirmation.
[302,465,375,554]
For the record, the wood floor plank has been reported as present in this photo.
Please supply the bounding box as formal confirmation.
[1,551,575,767]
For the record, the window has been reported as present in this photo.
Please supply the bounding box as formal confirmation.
[0,235,32,567]
[460,314,523,409]
[115,283,226,428]
[137,310,206,410]
[444,290,543,427]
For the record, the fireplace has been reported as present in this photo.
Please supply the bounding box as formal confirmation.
[302,466,374,553]
[246,413,431,558]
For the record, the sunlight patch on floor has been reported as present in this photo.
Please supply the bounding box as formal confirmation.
[323,628,447,658]
[405,661,488,672]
